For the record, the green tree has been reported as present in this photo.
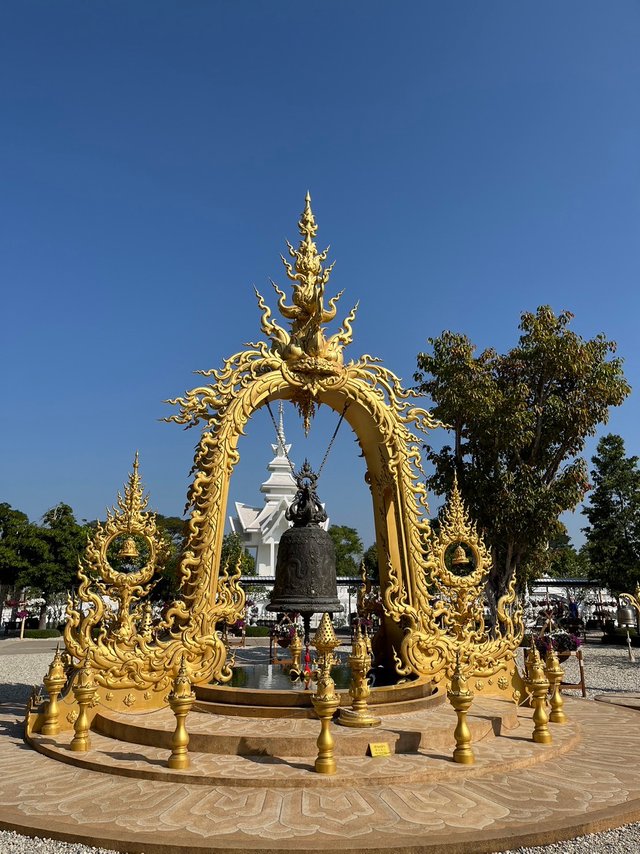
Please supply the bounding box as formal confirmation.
[414,306,629,606]
[17,503,87,628]
[0,503,44,589]
[546,530,591,579]
[582,434,640,594]
[221,532,256,576]
[151,514,188,602]
[361,543,380,583]
[328,525,363,577]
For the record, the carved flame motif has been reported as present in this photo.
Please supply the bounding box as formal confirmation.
[34,195,522,734]
[64,455,245,695]
[257,192,358,370]
[253,193,358,431]
[388,475,523,686]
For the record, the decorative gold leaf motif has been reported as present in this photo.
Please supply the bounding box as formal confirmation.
[48,195,521,726]
[66,710,78,724]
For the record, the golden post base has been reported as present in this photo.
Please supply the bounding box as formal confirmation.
[545,649,567,724]
[526,647,552,745]
[448,660,475,765]
[167,658,195,771]
[70,656,96,753]
[337,707,381,728]
[312,696,341,775]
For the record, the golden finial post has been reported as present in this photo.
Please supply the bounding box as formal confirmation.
[70,653,97,752]
[525,646,552,744]
[289,629,303,678]
[545,648,567,724]
[338,624,380,728]
[167,656,196,770]
[42,646,67,736]
[310,613,341,774]
[138,602,154,643]
[447,655,475,764]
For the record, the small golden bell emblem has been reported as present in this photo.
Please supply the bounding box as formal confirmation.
[118,537,139,560]
[451,544,468,567]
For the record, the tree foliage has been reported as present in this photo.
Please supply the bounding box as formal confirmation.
[414,306,629,603]
[546,529,591,579]
[328,525,363,577]
[150,514,188,602]
[220,532,256,576]
[362,543,379,582]
[582,434,640,594]
[0,503,45,589]
[16,503,87,627]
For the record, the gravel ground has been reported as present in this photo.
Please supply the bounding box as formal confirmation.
[1,639,639,854]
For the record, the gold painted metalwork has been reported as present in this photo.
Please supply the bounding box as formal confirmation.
[525,647,552,745]
[338,624,380,728]
[167,656,196,770]
[42,647,67,736]
[27,194,525,739]
[311,613,341,774]
[289,631,303,678]
[64,454,245,699]
[621,585,640,622]
[118,537,139,560]
[70,654,97,752]
[447,656,475,764]
[391,476,524,691]
[545,649,567,724]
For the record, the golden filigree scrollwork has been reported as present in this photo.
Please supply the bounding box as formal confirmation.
[63,455,245,699]
[258,191,358,370]
[65,452,169,650]
[28,192,526,741]
[388,476,523,691]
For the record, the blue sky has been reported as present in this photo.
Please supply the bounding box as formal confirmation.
[2,1,639,552]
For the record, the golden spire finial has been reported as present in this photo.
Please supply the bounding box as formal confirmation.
[116,452,149,531]
[254,194,359,383]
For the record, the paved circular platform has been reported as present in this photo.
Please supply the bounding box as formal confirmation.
[2,697,640,853]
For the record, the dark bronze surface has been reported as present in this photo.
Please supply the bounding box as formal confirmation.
[267,461,343,616]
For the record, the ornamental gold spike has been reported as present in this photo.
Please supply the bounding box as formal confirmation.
[115,451,149,532]
[255,193,359,379]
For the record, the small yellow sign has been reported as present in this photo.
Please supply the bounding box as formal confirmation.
[368,742,391,757]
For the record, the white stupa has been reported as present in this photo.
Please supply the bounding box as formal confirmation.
[229,404,298,576]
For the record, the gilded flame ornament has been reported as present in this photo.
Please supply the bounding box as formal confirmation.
[27,194,525,741]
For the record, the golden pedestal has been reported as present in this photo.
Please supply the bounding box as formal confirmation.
[42,647,67,737]
[545,649,567,724]
[310,614,341,774]
[339,625,380,728]
[69,656,97,752]
[447,659,475,764]
[168,657,196,770]
[526,647,552,745]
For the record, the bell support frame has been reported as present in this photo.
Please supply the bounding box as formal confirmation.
[26,195,523,738]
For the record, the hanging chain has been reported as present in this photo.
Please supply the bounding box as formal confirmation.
[265,401,349,480]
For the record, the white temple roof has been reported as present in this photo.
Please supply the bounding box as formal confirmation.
[230,403,297,540]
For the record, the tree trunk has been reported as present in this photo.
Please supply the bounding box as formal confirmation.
[486,546,517,624]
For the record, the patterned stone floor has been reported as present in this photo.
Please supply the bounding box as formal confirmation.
[88,696,519,759]
[2,698,640,853]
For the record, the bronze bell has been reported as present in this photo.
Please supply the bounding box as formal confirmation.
[617,605,636,627]
[451,544,469,567]
[118,536,139,560]
[267,461,342,638]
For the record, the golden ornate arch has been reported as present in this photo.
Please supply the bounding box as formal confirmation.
[61,193,523,717]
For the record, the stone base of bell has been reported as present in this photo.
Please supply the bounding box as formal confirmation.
[337,707,381,728]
